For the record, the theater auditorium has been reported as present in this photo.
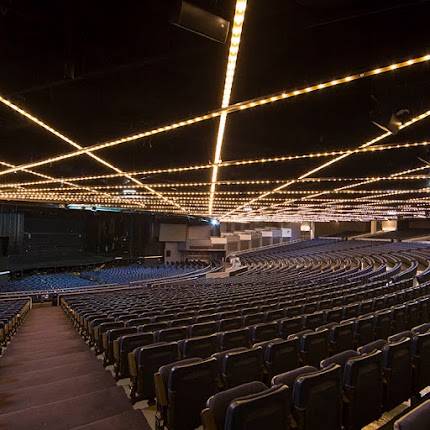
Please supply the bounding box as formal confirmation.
[1,1,430,429]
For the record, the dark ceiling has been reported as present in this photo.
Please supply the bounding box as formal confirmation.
[0,0,429,220]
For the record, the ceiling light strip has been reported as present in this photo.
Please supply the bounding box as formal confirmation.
[1,53,429,177]
[221,108,430,218]
[209,0,247,215]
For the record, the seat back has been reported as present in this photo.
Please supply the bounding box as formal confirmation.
[243,313,265,326]
[116,332,154,378]
[264,338,300,378]
[157,326,188,342]
[374,310,392,339]
[134,342,180,401]
[411,332,430,393]
[180,334,219,359]
[355,315,375,347]
[343,350,384,429]
[293,365,342,430]
[278,316,303,339]
[203,381,267,430]
[325,307,343,323]
[250,322,278,343]
[225,385,290,430]
[223,347,265,388]
[188,321,218,337]
[218,328,250,351]
[167,358,219,430]
[218,317,243,331]
[300,330,329,367]
[383,338,413,409]
[394,399,430,430]
[303,311,325,330]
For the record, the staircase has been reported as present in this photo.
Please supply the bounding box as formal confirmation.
[0,306,150,430]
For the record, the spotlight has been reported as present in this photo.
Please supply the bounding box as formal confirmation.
[210,219,220,226]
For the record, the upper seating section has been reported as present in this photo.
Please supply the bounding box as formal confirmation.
[0,262,206,294]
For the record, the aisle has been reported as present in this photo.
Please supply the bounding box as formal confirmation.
[0,306,150,430]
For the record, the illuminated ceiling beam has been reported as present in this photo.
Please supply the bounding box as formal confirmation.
[1,53,429,178]
[208,0,247,215]
[272,165,430,216]
[0,138,428,191]
[0,158,144,209]
[221,108,430,219]
[0,95,185,212]
[3,171,428,190]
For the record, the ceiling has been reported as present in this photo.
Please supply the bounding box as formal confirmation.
[0,0,430,221]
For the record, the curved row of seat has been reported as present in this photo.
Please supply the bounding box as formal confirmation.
[0,298,31,354]
[61,239,430,429]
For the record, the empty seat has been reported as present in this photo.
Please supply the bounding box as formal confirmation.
[224,384,290,430]
[102,326,137,367]
[357,339,387,355]
[343,303,360,320]
[394,399,430,430]
[303,302,318,314]
[392,305,407,334]
[412,322,430,335]
[382,338,413,409]
[202,381,268,430]
[320,350,359,378]
[325,307,343,323]
[157,326,188,342]
[405,302,421,329]
[169,317,194,327]
[94,321,123,354]
[155,357,219,430]
[243,313,265,326]
[113,332,154,379]
[360,299,374,315]
[139,322,168,333]
[129,341,180,403]
[343,350,384,430]
[241,307,259,316]
[218,317,243,331]
[265,309,285,322]
[220,347,265,388]
[180,334,218,359]
[388,330,412,343]
[411,332,430,394]
[292,364,343,430]
[250,322,278,343]
[125,317,152,327]
[262,337,300,379]
[278,316,303,339]
[317,321,354,354]
[188,321,218,337]
[353,315,375,347]
[374,310,393,340]
[218,328,250,351]
[271,366,317,399]
[302,311,325,330]
[297,330,330,367]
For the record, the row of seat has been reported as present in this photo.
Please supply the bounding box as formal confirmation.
[79,281,428,376]
[152,321,430,430]
[0,298,31,353]
[124,293,429,405]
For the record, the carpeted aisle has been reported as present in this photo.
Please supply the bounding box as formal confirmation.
[0,306,151,430]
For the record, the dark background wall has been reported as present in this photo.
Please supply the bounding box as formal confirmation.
[314,221,370,237]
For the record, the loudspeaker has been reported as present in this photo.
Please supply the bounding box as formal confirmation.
[171,1,230,44]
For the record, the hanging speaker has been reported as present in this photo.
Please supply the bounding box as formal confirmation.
[171,1,230,44]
